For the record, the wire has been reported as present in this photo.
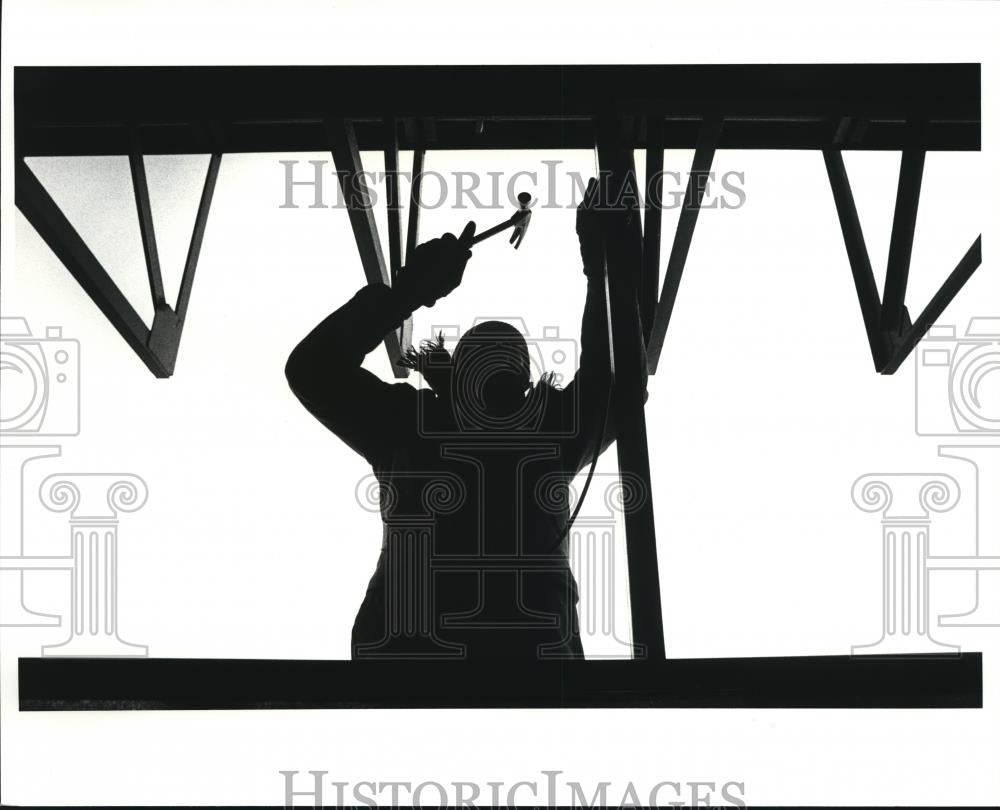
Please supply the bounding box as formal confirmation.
[546,379,611,554]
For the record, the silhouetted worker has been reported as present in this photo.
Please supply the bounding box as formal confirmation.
[286,180,632,659]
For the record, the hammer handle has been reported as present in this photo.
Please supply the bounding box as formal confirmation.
[468,216,517,246]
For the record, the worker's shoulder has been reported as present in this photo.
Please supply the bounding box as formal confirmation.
[535,377,574,405]
[385,380,442,411]
[387,380,431,397]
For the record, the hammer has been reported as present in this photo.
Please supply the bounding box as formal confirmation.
[462,192,533,249]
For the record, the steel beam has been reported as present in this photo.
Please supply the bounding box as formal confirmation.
[880,147,925,334]
[16,65,981,156]
[176,153,222,323]
[383,118,412,363]
[129,145,166,308]
[17,117,981,157]
[881,236,982,374]
[383,119,403,286]
[823,148,888,371]
[402,145,425,362]
[596,120,666,660]
[824,146,981,374]
[646,116,722,374]
[15,153,221,377]
[328,117,407,377]
[406,147,425,265]
[15,160,167,376]
[19,653,984,710]
[641,116,665,346]
[147,152,222,373]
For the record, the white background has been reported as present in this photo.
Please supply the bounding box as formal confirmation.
[2,0,999,805]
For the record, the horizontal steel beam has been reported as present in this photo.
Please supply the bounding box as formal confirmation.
[17,117,980,157]
[19,653,983,709]
[15,64,980,156]
[17,64,980,122]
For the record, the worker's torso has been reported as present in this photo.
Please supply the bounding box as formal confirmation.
[353,389,584,659]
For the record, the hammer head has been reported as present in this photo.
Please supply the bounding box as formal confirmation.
[509,192,532,249]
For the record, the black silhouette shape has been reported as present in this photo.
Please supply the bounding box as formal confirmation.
[286,181,636,660]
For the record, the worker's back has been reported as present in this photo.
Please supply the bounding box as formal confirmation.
[351,382,585,660]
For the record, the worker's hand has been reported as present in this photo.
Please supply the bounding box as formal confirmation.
[576,177,605,275]
[395,221,476,309]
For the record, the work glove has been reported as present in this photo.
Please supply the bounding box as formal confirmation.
[395,221,476,309]
[577,176,642,286]
[576,177,606,276]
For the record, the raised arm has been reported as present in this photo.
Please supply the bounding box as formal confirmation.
[285,223,475,465]
[285,282,416,465]
[562,178,649,473]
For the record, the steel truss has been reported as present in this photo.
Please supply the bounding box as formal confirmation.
[13,65,984,660]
